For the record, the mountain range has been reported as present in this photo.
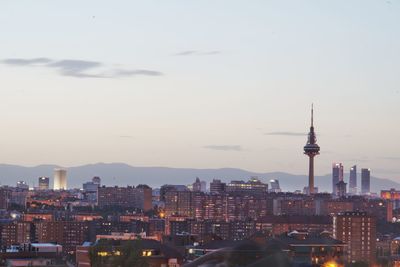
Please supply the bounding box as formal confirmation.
[0,163,398,193]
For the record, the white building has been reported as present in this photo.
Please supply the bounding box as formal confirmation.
[54,169,67,190]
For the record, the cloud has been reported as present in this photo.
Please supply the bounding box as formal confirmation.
[2,57,52,65]
[112,69,162,77]
[1,57,162,78]
[47,59,103,78]
[175,50,221,56]
[265,131,307,136]
[203,145,243,151]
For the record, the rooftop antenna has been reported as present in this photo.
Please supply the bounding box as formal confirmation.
[311,103,314,127]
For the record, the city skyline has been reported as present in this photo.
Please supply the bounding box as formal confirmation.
[0,1,399,181]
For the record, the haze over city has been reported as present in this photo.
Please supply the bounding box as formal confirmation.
[1,0,399,180]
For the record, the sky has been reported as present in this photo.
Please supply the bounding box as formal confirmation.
[0,0,399,180]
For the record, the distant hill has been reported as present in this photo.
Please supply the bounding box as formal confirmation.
[0,163,398,193]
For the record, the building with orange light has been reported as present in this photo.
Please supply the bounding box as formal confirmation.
[22,213,54,222]
[76,239,183,267]
[333,211,376,263]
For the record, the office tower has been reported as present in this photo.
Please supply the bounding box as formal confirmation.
[53,169,67,190]
[381,188,400,210]
[269,179,281,193]
[16,181,29,190]
[336,180,347,197]
[303,105,320,195]
[333,211,376,263]
[82,177,101,202]
[332,163,344,195]
[82,181,98,192]
[349,165,357,194]
[38,177,50,190]
[210,179,226,195]
[361,168,371,194]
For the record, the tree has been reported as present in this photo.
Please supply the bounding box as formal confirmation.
[89,239,149,267]
[112,239,149,267]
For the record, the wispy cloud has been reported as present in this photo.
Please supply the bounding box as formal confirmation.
[265,131,307,136]
[174,50,221,56]
[3,58,52,65]
[112,69,162,77]
[1,57,163,78]
[203,145,243,151]
[47,59,103,78]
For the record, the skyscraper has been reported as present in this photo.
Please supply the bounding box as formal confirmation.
[332,163,344,195]
[336,180,347,198]
[38,177,50,190]
[269,179,281,193]
[54,169,67,190]
[361,168,371,195]
[349,165,357,194]
[303,105,320,195]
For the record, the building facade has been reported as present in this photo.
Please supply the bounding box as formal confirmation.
[333,211,376,263]
[349,165,357,194]
[53,169,67,190]
[361,168,371,195]
[332,163,344,195]
[38,177,50,190]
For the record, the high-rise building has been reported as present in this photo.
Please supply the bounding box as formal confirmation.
[53,169,67,190]
[210,179,226,195]
[332,163,344,195]
[303,105,320,195]
[97,185,152,211]
[361,168,371,195]
[269,179,281,193]
[336,180,347,198]
[349,165,357,194]
[38,177,50,190]
[16,181,29,190]
[82,179,100,202]
[333,211,376,263]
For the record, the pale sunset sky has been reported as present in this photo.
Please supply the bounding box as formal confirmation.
[0,1,399,179]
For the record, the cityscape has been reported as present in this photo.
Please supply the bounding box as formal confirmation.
[1,1,400,267]
[0,107,398,267]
